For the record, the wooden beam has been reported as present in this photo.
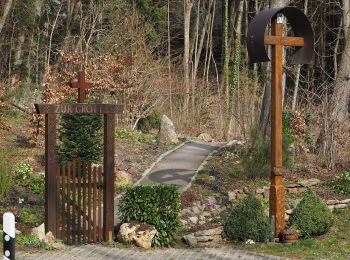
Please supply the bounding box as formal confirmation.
[264,36,304,47]
[103,114,115,242]
[269,21,286,238]
[35,104,123,115]
[45,113,58,236]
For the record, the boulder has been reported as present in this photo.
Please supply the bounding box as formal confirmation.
[31,223,45,242]
[182,234,197,246]
[118,222,157,249]
[339,199,350,204]
[196,235,214,242]
[197,133,213,142]
[115,170,133,185]
[133,225,157,249]
[118,222,139,243]
[334,204,348,209]
[44,231,55,244]
[159,115,178,143]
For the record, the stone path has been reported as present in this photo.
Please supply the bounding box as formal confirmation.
[139,141,221,190]
[18,244,287,259]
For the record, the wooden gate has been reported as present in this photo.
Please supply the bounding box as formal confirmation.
[56,159,104,244]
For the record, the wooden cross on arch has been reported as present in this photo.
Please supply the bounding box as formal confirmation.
[70,71,93,103]
[247,7,314,238]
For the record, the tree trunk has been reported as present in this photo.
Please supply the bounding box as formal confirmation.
[184,0,193,116]
[0,0,13,35]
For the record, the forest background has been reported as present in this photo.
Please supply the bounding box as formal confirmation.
[0,0,349,170]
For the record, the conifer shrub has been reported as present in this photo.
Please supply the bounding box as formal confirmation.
[118,184,180,246]
[288,189,334,238]
[223,195,272,242]
[58,106,103,164]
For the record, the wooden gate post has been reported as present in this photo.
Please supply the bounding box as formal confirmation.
[103,114,115,242]
[45,113,58,236]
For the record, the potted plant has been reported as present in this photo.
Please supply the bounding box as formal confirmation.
[279,226,300,243]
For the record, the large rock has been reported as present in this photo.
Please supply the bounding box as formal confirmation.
[116,170,133,185]
[182,234,197,246]
[197,133,213,142]
[194,227,222,237]
[133,225,157,249]
[118,222,139,243]
[159,115,178,143]
[118,222,157,249]
[31,223,45,242]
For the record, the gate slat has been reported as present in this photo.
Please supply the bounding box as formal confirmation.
[72,160,77,244]
[67,162,72,244]
[83,160,87,243]
[98,166,102,241]
[56,167,61,240]
[62,165,67,243]
[88,163,92,242]
[93,166,97,242]
[77,159,82,244]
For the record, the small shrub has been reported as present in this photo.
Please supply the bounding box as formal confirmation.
[326,171,350,196]
[28,172,45,198]
[288,189,333,238]
[137,111,161,133]
[18,206,44,227]
[0,155,12,198]
[180,190,201,208]
[115,128,135,139]
[118,184,180,247]
[223,195,272,242]
[12,162,33,185]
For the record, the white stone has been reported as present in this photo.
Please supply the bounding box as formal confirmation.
[334,204,348,209]
[44,231,55,244]
[133,226,157,249]
[197,133,213,142]
[326,200,339,205]
[285,209,293,215]
[339,199,350,204]
[182,234,197,246]
[118,223,139,242]
[31,223,45,242]
[159,115,178,143]
[194,227,223,237]
[189,216,198,224]
[227,191,237,202]
[256,188,265,194]
[115,170,133,185]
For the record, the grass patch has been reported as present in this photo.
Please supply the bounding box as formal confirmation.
[243,208,350,259]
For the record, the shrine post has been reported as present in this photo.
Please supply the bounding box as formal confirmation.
[247,7,314,238]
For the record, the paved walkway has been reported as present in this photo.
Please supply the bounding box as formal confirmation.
[18,245,286,259]
[139,141,221,190]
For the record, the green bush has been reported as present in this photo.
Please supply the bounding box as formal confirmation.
[0,155,12,198]
[223,195,272,242]
[118,184,180,246]
[326,171,350,196]
[18,206,44,227]
[58,112,103,164]
[137,111,161,133]
[12,162,33,185]
[288,190,334,238]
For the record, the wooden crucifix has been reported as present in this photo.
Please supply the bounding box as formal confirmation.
[247,7,314,238]
[70,71,93,103]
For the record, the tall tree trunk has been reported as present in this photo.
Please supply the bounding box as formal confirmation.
[0,0,13,35]
[184,0,193,116]
[292,0,308,111]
